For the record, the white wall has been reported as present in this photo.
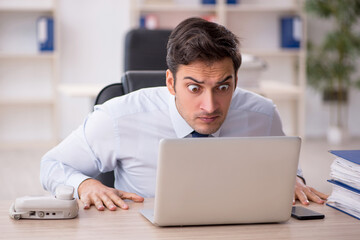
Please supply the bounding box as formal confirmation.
[57,1,360,139]
[58,0,131,137]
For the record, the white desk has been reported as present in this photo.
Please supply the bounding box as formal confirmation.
[1,199,360,239]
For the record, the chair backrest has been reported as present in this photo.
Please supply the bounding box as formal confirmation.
[124,29,171,71]
[94,83,125,105]
[122,70,166,93]
[94,70,167,187]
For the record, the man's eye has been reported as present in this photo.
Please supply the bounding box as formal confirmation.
[218,84,229,91]
[188,84,200,93]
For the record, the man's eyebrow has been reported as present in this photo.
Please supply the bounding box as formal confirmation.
[217,75,233,84]
[183,75,233,84]
[183,76,204,84]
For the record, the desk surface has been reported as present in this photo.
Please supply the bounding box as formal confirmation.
[1,199,359,240]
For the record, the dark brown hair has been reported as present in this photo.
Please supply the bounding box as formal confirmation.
[166,17,242,76]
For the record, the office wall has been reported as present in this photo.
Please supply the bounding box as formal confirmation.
[58,0,131,137]
[57,1,360,139]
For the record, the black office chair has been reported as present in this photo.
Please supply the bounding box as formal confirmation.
[94,70,166,187]
[94,83,125,105]
[124,29,172,71]
[122,70,166,93]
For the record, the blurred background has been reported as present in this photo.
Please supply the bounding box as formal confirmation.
[0,0,359,200]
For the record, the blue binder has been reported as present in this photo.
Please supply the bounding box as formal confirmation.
[326,180,360,220]
[202,0,216,4]
[327,150,360,220]
[280,16,301,49]
[37,17,54,52]
[201,0,239,4]
[330,150,360,165]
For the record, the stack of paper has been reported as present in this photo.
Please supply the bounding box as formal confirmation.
[327,150,360,220]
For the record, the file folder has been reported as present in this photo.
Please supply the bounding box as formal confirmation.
[330,150,360,165]
[327,180,360,220]
[37,17,54,52]
[327,150,360,220]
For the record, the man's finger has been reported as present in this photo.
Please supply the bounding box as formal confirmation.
[108,191,129,210]
[304,189,325,204]
[92,195,105,211]
[295,189,309,205]
[118,190,144,203]
[80,195,91,209]
[293,194,296,205]
[309,187,329,200]
[100,194,117,211]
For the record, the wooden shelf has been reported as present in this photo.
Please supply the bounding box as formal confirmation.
[58,83,107,98]
[0,0,55,12]
[242,49,305,57]
[0,52,57,60]
[137,3,299,13]
[0,98,54,106]
[245,81,302,100]
[226,4,300,13]
[0,139,57,149]
[0,0,59,145]
[137,4,216,13]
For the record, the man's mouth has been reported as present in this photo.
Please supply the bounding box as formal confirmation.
[198,116,219,123]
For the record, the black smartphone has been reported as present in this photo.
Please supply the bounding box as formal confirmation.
[291,206,325,220]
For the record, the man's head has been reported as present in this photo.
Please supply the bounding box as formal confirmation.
[166,18,242,135]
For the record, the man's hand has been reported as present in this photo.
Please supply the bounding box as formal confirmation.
[78,178,144,211]
[293,176,328,205]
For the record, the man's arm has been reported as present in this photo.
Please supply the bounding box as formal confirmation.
[40,107,143,210]
[269,109,328,205]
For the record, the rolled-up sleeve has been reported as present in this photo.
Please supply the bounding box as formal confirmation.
[40,106,119,198]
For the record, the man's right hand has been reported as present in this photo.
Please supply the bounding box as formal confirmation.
[78,178,144,211]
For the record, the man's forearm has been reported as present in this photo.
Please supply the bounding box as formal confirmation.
[40,155,91,198]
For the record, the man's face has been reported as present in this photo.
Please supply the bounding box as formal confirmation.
[166,58,237,135]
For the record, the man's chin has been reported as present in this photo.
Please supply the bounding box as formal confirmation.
[194,124,221,135]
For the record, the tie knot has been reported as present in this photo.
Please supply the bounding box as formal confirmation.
[191,131,209,138]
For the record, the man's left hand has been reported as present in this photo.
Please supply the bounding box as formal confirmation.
[294,176,328,205]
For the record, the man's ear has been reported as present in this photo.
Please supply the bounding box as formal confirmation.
[234,75,238,91]
[166,69,176,95]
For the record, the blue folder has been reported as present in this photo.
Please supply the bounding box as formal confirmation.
[327,180,360,220]
[330,150,360,165]
[327,150,360,220]
[37,17,54,52]
[280,16,301,49]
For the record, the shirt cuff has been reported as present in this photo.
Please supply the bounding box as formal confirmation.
[65,173,92,199]
[296,175,306,185]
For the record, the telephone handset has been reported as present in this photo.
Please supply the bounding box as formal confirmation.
[9,185,79,220]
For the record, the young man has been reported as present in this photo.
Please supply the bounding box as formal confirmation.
[40,18,328,211]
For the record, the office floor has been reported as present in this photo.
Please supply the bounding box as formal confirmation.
[1,138,359,201]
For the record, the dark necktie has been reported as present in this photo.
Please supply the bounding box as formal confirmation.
[191,131,209,138]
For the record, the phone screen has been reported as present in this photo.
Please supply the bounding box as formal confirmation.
[291,206,325,220]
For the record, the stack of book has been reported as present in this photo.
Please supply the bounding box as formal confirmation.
[327,150,360,220]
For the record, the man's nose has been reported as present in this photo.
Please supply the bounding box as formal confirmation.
[200,91,218,113]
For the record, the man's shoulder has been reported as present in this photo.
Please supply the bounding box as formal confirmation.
[94,87,170,117]
[230,87,275,116]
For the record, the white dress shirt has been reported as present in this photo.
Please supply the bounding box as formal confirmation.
[41,86,298,198]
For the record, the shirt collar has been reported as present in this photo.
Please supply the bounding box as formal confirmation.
[169,95,221,138]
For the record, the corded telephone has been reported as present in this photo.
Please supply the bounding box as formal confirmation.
[9,185,79,220]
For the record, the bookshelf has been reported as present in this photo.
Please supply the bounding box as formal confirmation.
[0,0,59,148]
[131,0,306,136]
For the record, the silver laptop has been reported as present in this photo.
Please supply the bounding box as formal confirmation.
[140,136,301,226]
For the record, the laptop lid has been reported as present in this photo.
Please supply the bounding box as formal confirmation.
[142,136,301,226]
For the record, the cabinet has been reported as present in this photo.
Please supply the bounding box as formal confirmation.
[0,0,59,147]
[131,0,306,137]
